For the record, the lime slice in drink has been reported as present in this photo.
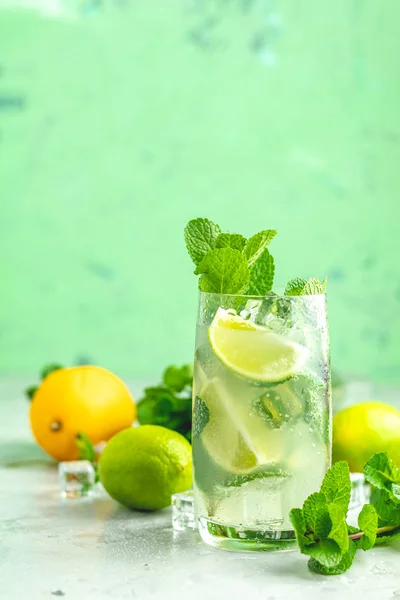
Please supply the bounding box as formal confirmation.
[198,378,283,477]
[208,308,309,383]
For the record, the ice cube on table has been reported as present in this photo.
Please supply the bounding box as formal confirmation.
[171,490,195,531]
[59,460,95,499]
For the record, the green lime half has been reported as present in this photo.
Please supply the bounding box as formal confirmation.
[208,308,309,383]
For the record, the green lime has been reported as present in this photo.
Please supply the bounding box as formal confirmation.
[208,308,309,383]
[99,425,192,510]
[333,402,400,472]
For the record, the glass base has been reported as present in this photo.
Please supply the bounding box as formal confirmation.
[198,517,297,552]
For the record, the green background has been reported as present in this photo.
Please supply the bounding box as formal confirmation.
[0,0,399,382]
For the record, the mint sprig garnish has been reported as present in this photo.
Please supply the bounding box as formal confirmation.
[215,233,247,252]
[290,452,400,576]
[185,218,326,297]
[285,277,327,296]
[185,218,277,295]
[184,218,221,266]
[242,230,277,267]
[195,248,250,294]
[355,504,378,550]
[247,249,275,296]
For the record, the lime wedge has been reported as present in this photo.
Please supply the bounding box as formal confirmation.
[199,378,283,476]
[208,308,309,383]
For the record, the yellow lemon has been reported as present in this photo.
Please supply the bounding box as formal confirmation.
[30,366,136,461]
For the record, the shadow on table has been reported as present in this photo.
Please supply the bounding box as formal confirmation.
[0,439,54,468]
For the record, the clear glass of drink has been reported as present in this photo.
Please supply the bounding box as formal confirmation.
[192,291,331,551]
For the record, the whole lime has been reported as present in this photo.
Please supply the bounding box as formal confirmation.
[333,401,400,472]
[99,425,192,510]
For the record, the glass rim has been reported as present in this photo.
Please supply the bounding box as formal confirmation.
[198,288,326,299]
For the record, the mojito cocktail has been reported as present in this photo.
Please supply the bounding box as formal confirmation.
[192,293,331,550]
[184,218,331,551]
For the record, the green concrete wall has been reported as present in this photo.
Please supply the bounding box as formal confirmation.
[0,1,399,382]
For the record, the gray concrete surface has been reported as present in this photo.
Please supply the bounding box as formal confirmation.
[1,377,399,600]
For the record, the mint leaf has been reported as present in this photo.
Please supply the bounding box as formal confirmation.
[215,233,247,252]
[303,492,331,538]
[76,432,96,463]
[290,502,346,568]
[327,504,349,553]
[305,539,344,568]
[193,395,210,438]
[243,230,277,267]
[26,362,64,400]
[302,277,327,295]
[320,461,351,512]
[364,452,400,498]
[76,433,99,482]
[184,218,221,266]
[137,364,193,439]
[356,504,378,550]
[308,540,357,575]
[285,277,327,296]
[25,385,38,400]
[290,454,400,577]
[289,508,310,551]
[290,507,344,567]
[370,488,400,526]
[40,362,63,380]
[195,248,250,294]
[285,278,307,296]
[247,249,275,295]
[291,461,352,571]
[163,364,193,393]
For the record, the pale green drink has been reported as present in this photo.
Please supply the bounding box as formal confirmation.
[192,292,331,551]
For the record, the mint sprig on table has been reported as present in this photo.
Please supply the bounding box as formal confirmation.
[184,218,325,296]
[291,452,400,575]
[137,364,193,441]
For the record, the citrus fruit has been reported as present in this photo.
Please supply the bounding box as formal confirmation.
[208,308,308,383]
[333,401,400,471]
[98,425,192,510]
[197,378,283,475]
[29,366,136,461]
